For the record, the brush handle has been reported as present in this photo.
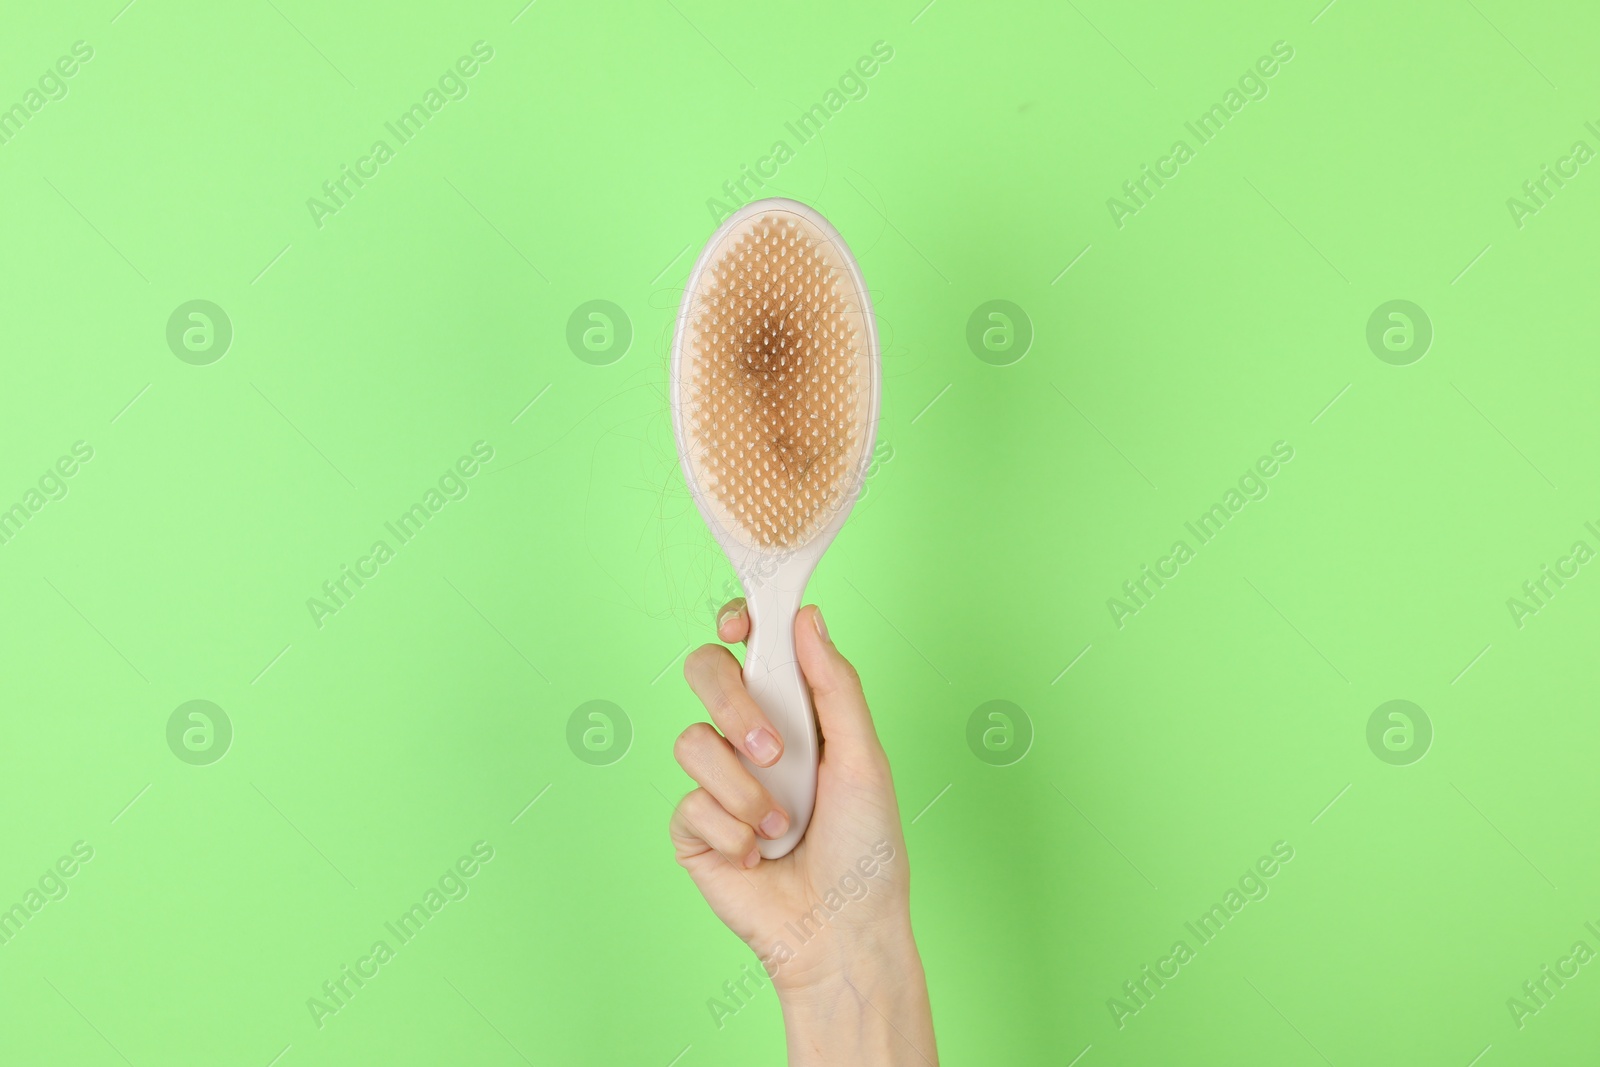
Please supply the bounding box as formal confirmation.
[740,581,818,859]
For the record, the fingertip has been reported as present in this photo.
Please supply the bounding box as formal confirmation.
[794,604,820,661]
[744,726,782,767]
[796,604,823,645]
[758,808,789,839]
[717,598,749,644]
[796,605,834,667]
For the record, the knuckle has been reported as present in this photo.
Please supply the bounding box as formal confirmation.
[670,788,701,829]
[683,644,720,679]
[736,782,771,820]
[840,661,864,693]
[721,822,756,858]
[679,788,717,828]
[681,652,702,682]
[672,725,702,764]
[678,722,728,769]
[707,661,750,722]
[708,686,739,721]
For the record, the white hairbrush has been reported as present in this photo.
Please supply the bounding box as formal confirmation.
[670,198,880,859]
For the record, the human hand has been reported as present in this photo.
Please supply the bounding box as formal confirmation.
[670,600,937,1065]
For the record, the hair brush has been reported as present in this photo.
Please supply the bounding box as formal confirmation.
[670,198,880,859]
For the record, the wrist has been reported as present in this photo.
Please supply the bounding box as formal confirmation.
[775,923,936,1066]
[768,909,916,995]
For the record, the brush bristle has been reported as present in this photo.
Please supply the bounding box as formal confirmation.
[681,209,871,551]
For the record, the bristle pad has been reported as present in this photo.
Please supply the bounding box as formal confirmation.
[683,211,869,550]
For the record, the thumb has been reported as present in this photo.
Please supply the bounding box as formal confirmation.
[794,604,885,764]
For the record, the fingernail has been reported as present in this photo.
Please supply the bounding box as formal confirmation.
[718,605,741,628]
[746,727,781,766]
[743,846,761,868]
[759,810,788,839]
[813,607,828,641]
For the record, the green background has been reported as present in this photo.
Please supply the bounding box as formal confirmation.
[1,0,1597,1063]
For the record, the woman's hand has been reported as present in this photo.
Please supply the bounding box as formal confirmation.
[670,600,937,1065]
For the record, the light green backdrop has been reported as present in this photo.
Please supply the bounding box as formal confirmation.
[1,0,1597,1063]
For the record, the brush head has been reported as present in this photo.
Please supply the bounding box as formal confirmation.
[676,203,876,554]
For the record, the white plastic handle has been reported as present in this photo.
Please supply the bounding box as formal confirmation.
[740,579,817,859]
